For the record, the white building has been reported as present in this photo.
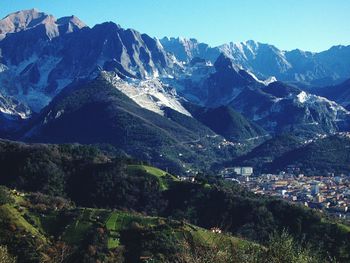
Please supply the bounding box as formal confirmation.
[234,167,253,176]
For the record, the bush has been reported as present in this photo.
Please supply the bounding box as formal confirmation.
[178,231,332,263]
[0,186,13,206]
[0,245,16,263]
[261,231,333,263]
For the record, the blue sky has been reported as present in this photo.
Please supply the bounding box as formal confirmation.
[1,0,350,52]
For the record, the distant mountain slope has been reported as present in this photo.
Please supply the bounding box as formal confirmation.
[312,78,350,108]
[231,81,350,135]
[185,103,267,142]
[178,54,350,136]
[231,133,350,174]
[271,133,350,174]
[103,72,191,116]
[230,134,305,172]
[160,36,220,62]
[204,53,259,106]
[0,92,31,137]
[19,75,236,173]
[160,37,350,86]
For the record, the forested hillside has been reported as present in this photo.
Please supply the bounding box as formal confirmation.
[0,140,349,262]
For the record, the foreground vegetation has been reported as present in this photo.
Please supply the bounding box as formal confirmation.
[0,187,337,263]
[0,140,349,262]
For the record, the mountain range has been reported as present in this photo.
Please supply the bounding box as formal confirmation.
[2,7,350,263]
[161,37,350,87]
[1,9,350,174]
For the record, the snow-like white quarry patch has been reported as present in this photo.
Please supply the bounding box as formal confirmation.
[0,93,31,119]
[295,91,350,115]
[105,73,191,117]
[297,91,308,103]
[0,55,70,113]
[246,71,277,86]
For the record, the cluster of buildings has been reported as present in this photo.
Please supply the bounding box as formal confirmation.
[223,167,350,220]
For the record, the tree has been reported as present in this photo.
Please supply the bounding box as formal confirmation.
[41,242,73,263]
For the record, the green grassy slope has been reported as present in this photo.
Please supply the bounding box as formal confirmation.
[0,187,254,263]
[127,164,178,190]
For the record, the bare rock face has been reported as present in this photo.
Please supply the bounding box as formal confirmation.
[184,55,350,135]
[0,9,47,37]
[161,37,350,87]
[56,15,87,34]
[0,9,87,39]
[0,9,178,115]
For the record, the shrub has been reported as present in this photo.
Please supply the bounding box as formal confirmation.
[0,186,13,206]
[0,245,16,263]
[261,231,333,263]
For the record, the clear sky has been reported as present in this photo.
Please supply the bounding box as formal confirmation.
[1,0,350,52]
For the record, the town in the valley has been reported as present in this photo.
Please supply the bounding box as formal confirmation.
[220,166,350,221]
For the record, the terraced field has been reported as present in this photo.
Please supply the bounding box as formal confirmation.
[105,211,159,248]
[62,209,103,244]
[0,204,45,240]
[0,187,260,262]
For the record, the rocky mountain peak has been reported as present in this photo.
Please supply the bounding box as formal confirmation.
[214,53,235,71]
[56,15,87,33]
[0,9,87,40]
[0,9,50,38]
